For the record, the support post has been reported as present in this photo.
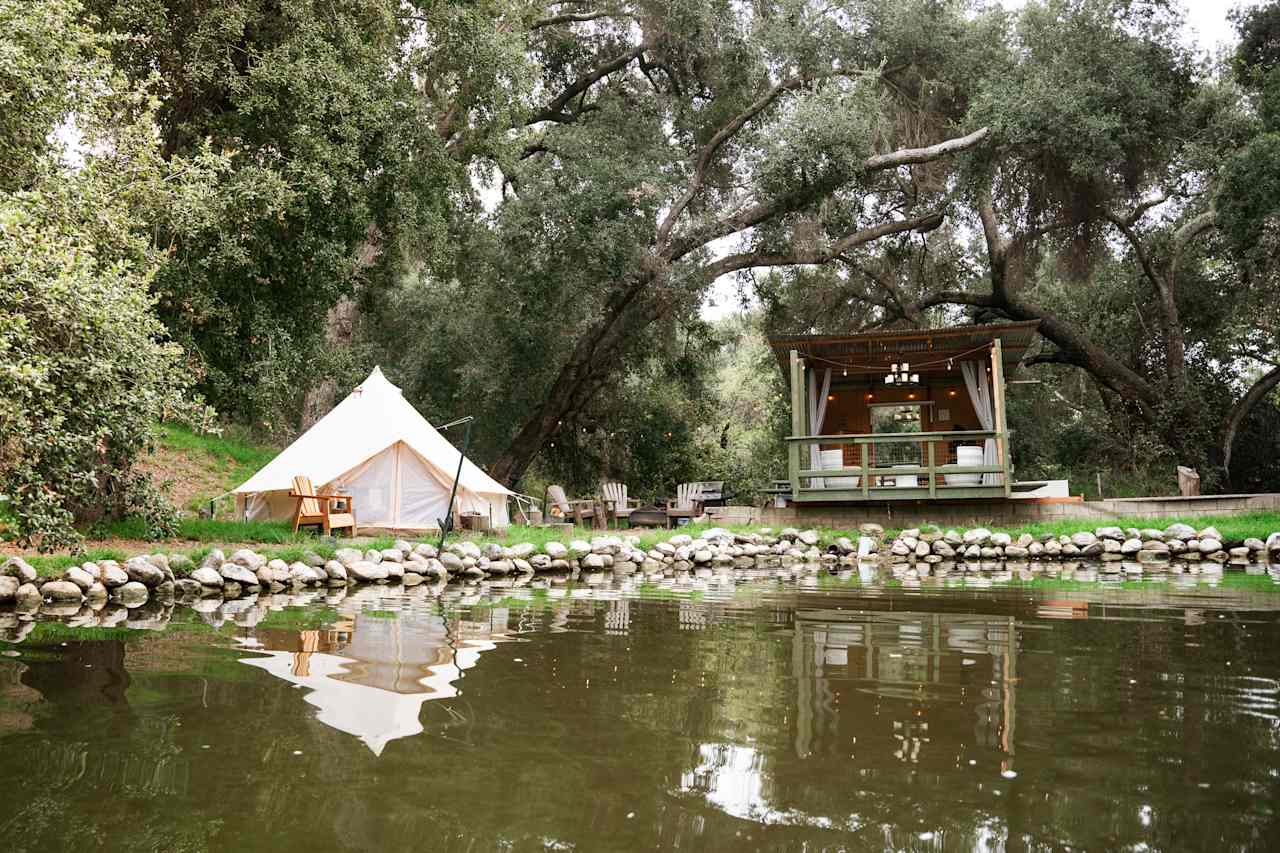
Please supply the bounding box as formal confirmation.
[789,350,805,498]
[436,416,475,550]
[991,339,1011,496]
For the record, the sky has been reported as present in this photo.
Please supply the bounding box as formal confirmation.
[698,0,1258,321]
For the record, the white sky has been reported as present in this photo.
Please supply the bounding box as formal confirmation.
[698,0,1257,321]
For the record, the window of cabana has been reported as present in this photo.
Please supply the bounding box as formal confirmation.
[769,322,1040,502]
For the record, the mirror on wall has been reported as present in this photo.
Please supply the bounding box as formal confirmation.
[870,404,923,434]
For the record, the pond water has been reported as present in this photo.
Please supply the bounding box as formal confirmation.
[3,566,1280,851]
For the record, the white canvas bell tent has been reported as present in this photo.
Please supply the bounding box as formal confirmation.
[233,367,511,530]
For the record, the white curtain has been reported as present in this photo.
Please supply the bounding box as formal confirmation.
[960,361,1000,485]
[807,367,832,486]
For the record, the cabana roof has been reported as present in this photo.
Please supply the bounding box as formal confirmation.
[768,321,1041,382]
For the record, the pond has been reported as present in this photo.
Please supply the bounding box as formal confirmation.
[2,565,1280,851]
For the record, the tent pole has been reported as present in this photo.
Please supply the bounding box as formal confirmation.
[436,416,475,551]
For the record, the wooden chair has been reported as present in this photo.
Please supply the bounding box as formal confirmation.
[600,482,641,527]
[665,482,705,528]
[545,485,598,527]
[290,475,357,536]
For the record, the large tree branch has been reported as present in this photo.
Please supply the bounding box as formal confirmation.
[533,11,612,28]
[1222,362,1280,475]
[528,43,647,124]
[1168,210,1216,286]
[655,74,810,250]
[701,210,944,280]
[862,126,989,171]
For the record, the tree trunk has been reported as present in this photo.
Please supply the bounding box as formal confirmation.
[1221,363,1280,482]
[298,296,359,431]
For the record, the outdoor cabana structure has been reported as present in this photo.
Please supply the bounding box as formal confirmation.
[768,321,1041,503]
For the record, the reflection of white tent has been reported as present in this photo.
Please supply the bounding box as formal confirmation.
[240,639,496,756]
[233,367,511,530]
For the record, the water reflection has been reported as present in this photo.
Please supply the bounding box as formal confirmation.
[241,610,507,755]
[3,567,1280,851]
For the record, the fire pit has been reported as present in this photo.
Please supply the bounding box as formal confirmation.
[627,505,668,528]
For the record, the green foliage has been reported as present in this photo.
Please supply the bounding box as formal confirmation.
[0,0,221,551]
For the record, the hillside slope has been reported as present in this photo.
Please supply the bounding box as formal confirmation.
[135,424,279,517]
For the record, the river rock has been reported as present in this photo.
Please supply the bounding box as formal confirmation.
[990,532,1012,548]
[1198,538,1223,554]
[1096,526,1125,541]
[200,548,226,569]
[173,578,202,597]
[1103,539,1122,554]
[582,554,605,570]
[324,561,348,581]
[349,561,389,582]
[1119,538,1142,554]
[963,528,991,545]
[1137,549,1170,564]
[1005,545,1030,559]
[1070,532,1097,548]
[62,566,94,592]
[334,547,363,567]
[1243,537,1266,552]
[220,563,258,586]
[14,583,41,611]
[933,541,955,558]
[1198,526,1224,543]
[383,560,405,581]
[124,557,165,587]
[509,543,536,559]
[189,566,221,587]
[0,576,17,602]
[115,581,150,606]
[439,552,464,572]
[229,549,265,570]
[1267,532,1280,553]
[414,543,439,559]
[1137,529,1164,542]
[2,557,37,584]
[380,548,404,563]
[544,542,568,559]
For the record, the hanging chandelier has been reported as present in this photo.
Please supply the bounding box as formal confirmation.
[883,362,920,386]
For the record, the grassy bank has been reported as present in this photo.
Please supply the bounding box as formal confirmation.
[17,512,1279,578]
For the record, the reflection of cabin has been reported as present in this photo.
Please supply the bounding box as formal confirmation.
[768,322,1039,503]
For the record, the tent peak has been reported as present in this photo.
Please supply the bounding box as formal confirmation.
[355,366,401,397]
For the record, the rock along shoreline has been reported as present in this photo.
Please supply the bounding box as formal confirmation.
[3,524,1280,621]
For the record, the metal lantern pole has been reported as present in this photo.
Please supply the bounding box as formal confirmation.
[435,415,475,551]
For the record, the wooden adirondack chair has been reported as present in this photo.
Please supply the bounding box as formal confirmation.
[665,482,705,527]
[545,485,598,526]
[600,482,641,527]
[290,475,357,536]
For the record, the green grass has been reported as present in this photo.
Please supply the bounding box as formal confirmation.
[155,422,277,499]
[28,547,130,577]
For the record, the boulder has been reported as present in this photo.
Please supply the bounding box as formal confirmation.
[334,547,363,567]
[1243,538,1266,552]
[1103,539,1122,554]
[545,542,568,559]
[191,567,223,587]
[509,543,536,559]
[1070,531,1098,548]
[64,566,94,592]
[1120,538,1142,554]
[173,578,202,598]
[798,530,820,546]
[200,548,226,569]
[1137,529,1165,542]
[348,561,389,583]
[15,583,41,611]
[1096,526,1125,541]
[1198,539,1223,554]
[414,543,439,559]
[382,561,404,581]
[0,576,18,603]
[439,552,464,572]
[1267,532,1280,554]
[229,549,265,570]
[943,529,964,546]
[2,557,37,584]
[932,541,955,558]
[380,548,404,563]
[1198,526,1224,543]
[115,581,150,606]
[124,557,165,587]
[219,563,258,586]
[582,553,606,569]
[1163,523,1197,540]
[990,532,1012,548]
[324,561,348,582]
[1005,545,1030,559]
[963,528,991,545]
